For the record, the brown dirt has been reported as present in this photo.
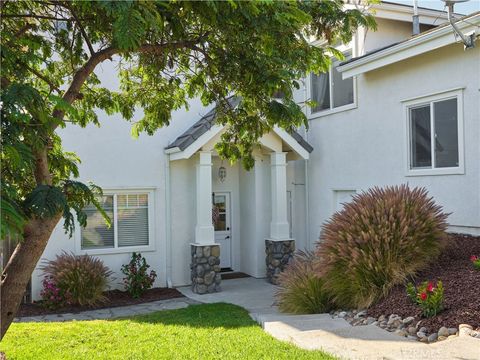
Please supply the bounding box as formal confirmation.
[367,233,480,333]
[17,287,184,318]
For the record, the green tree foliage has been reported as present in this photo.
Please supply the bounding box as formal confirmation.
[0,0,375,337]
[1,0,375,239]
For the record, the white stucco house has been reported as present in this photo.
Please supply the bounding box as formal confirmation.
[30,2,480,299]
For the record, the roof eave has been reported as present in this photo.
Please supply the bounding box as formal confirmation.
[338,14,480,79]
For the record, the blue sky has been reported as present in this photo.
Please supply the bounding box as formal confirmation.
[389,0,480,15]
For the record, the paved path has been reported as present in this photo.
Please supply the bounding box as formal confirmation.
[182,278,480,360]
[178,277,279,315]
[14,297,199,323]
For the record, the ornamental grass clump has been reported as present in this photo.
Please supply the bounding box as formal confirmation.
[41,252,112,307]
[317,185,448,309]
[276,250,334,314]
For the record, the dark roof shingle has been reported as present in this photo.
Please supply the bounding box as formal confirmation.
[166,97,313,153]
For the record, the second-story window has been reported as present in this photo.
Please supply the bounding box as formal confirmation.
[311,50,354,114]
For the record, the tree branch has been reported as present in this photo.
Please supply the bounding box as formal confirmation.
[63,3,94,56]
[52,38,209,128]
[20,61,60,93]
[1,14,75,21]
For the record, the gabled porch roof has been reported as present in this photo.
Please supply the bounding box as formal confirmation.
[165,97,313,161]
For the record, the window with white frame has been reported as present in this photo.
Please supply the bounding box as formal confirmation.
[81,192,151,250]
[407,94,461,172]
[311,50,354,113]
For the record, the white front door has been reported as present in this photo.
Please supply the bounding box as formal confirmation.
[213,192,232,269]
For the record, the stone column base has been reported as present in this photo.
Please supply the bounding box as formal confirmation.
[265,239,295,285]
[190,244,221,294]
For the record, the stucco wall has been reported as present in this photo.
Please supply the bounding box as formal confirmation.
[32,91,215,299]
[305,43,480,246]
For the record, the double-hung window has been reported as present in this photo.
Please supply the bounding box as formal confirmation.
[80,191,153,252]
[405,89,464,175]
[310,50,355,115]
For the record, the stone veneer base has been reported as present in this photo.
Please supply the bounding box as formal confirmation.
[265,239,295,285]
[190,244,222,294]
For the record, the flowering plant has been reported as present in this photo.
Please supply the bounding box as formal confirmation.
[121,252,157,298]
[40,276,71,310]
[406,280,444,317]
[470,255,480,270]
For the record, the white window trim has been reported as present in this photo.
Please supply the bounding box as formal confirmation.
[403,88,465,177]
[307,61,358,120]
[75,188,156,255]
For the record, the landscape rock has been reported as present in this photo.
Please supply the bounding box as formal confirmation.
[438,327,449,337]
[447,327,458,336]
[437,336,447,342]
[417,331,426,338]
[338,311,347,318]
[395,329,408,337]
[407,326,417,335]
[459,324,473,337]
[427,333,438,343]
[402,316,415,325]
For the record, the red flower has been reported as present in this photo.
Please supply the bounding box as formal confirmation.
[471,255,478,262]
[427,282,434,292]
[420,292,427,301]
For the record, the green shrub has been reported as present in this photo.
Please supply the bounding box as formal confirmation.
[41,252,112,307]
[317,185,448,309]
[121,252,157,298]
[276,250,334,314]
[471,255,480,270]
[406,280,444,317]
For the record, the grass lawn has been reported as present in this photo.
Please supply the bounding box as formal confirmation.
[1,303,335,360]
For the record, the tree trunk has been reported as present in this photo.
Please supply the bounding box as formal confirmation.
[1,214,62,339]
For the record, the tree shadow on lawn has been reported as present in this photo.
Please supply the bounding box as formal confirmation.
[126,302,257,329]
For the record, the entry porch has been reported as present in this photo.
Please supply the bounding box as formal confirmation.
[165,100,312,293]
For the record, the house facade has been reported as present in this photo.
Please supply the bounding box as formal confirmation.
[30,3,480,300]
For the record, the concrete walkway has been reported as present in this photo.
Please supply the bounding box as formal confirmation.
[14,297,199,323]
[181,278,480,360]
[178,277,279,315]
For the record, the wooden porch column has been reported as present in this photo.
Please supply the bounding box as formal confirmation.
[269,152,290,240]
[194,151,215,244]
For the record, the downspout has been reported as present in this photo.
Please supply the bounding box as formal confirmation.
[165,154,173,288]
[302,77,311,250]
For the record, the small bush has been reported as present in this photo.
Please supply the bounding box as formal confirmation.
[276,250,334,314]
[317,185,448,309]
[40,276,72,310]
[41,252,112,307]
[470,255,480,270]
[121,252,157,298]
[406,281,444,317]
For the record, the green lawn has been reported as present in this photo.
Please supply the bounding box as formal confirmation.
[1,303,334,360]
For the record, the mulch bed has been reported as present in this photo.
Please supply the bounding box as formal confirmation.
[367,233,480,333]
[18,287,184,318]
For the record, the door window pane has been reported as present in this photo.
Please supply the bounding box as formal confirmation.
[410,105,432,168]
[332,54,354,108]
[311,72,330,112]
[434,98,458,168]
[81,196,114,249]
